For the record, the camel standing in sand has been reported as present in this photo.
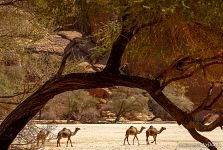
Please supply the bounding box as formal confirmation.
[123,126,146,145]
[37,130,50,147]
[146,126,166,144]
[57,127,80,147]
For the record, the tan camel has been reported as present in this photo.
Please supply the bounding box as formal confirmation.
[123,126,146,145]
[57,127,80,147]
[36,129,50,147]
[146,126,166,144]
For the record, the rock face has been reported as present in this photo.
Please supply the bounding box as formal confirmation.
[124,112,149,121]
[26,34,70,55]
[57,31,82,41]
[87,88,112,99]
[26,31,84,55]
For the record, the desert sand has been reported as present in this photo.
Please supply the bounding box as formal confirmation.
[35,123,222,150]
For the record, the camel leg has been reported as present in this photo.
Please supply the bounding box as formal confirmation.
[146,135,150,145]
[66,138,69,147]
[126,136,130,145]
[133,136,135,145]
[123,137,126,145]
[70,138,73,147]
[151,135,157,144]
[154,135,157,144]
[57,138,60,147]
[151,138,155,143]
[135,135,139,145]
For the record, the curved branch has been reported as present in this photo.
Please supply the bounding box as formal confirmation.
[158,55,223,88]
[104,16,163,74]
[187,128,217,150]
[0,72,188,149]
[194,115,223,132]
[204,89,223,109]
[191,83,215,114]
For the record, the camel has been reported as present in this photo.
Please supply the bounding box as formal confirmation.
[36,129,50,147]
[146,126,166,144]
[57,127,80,147]
[123,126,146,145]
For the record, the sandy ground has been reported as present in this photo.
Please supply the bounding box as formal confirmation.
[33,124,223,150]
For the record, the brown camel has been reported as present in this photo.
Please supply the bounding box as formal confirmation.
[36,129,50,147]
[123,126,146,145]
[57,127,80,147]
[146,126,166,144]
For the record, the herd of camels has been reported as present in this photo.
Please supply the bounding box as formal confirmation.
[36,125,166,147]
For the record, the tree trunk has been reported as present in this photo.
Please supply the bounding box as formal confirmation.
[0,73,189,149]
[114,114,122,123]
[187,128,217,150]
[103,27,135,74]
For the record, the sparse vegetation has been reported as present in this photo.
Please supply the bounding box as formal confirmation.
[0,0,223,149]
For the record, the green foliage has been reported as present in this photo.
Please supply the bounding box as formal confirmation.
[0,66,25,95]
[109,87,149,115]
[65,90,98,114]
[32,0,77,29]
[91,21,121,59]
[0,6,45,51]
[118,0,223,78]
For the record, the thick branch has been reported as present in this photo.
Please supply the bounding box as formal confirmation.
[191,83,214,114]
[194,115,223,132]
[0,72,188,149]
[103,27,135,74]
[158,55,223,88]
[104,17,163,74]
[204,89,223,109]
[187,128,217,150]
[55,51,71,77]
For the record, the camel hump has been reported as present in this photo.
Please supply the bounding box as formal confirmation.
[62,127,67,130]
[130,126,134,128]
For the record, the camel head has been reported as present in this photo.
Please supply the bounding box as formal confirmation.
[161,127,166,131]
[139,126,146,132]
[158,127,166,134]
[71,127,80,136]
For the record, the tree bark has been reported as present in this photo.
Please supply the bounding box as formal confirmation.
[187,128,217,150]
[103,27,135,74]
[0,72,192,149]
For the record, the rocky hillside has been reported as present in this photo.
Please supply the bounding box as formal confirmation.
[0,1,200,123]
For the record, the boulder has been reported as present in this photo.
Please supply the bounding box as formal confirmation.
[26,34,70,55]
[87,88,111,98]
[57,31,82,41]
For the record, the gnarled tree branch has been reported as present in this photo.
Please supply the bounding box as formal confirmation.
[187,128,217,150]
[0,72,189,149]
[157,54,223,88]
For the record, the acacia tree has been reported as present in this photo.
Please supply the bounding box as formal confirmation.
[1,0,223,150]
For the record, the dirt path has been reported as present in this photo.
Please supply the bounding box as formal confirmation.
[37,124,223,150]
